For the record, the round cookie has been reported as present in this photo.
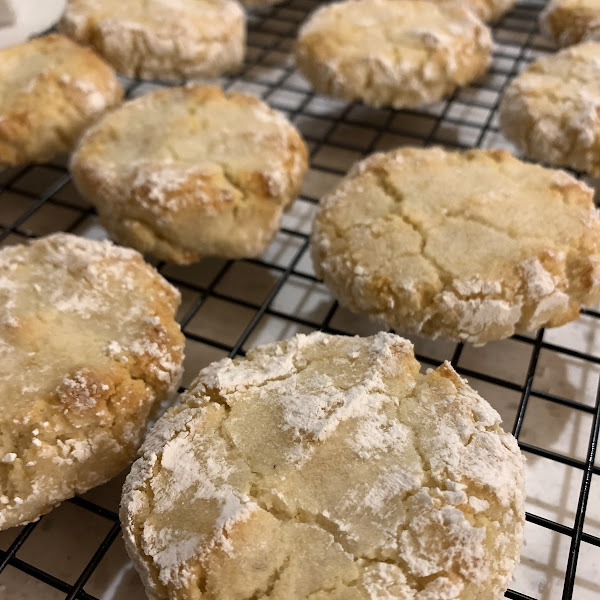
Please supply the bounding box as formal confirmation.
[499,42,600,176]
[295,0,492,109]
[311,147,600,344]
[59,0,245,81]
[0,34,122,167]
[540,0,600,47]
[0,233,184,530]
[430,0,516,22]
[70,85,308,264]
[121,331,525,600]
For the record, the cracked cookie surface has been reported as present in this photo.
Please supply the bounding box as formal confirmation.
[540,0,600,47]
[59,0,245,80]
[500,42,600,176]
[0,34,122,167]
[311,147,600,344]
[70,85,308,264]
[121,331,525,600]
[0,233,184,530]
[295,0,492,109]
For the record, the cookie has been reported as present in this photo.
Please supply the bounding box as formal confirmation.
[434,0,516,22]
[121,331,525,600]
[311,147,600,344]
[540,0,600,47]
[434,0,516,21]
[70,85,308,264]
[59,0,245,81]
[499,42,600,176]
[0,34,122,167]
[295,0,492,109]
[0,233,184,530]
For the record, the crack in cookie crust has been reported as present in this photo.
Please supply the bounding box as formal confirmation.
[121,332,525,600]
[311,147,600,344]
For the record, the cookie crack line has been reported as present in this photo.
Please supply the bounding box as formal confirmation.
[370,166,457,286]
[198,372,457,592]
[245,481,430,586]
[375,160,550,246]
[138,372,437,594]
[247,553,293,600]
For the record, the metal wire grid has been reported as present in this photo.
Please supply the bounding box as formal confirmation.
[0,0,599,598]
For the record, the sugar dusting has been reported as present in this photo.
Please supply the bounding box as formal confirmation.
[60,0,245,80]
[134,414,260,587]
[74,86,307,242]
[297,0,492,107]
[122,332,525,597]
[0,233,183,528]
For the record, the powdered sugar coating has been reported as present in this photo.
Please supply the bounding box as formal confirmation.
[70,85,308,264]
[295,0,492,108]
[121,331,525,599]
[500,42,600,176]
[311,147,600,344]
[59,0,245,80]
[0,233,184,530]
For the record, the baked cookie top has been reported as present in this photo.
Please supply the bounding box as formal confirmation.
[500,42,600,176]
[69,85,308,263]
[121,331,525,600]
[295,0,492,108]
[59,0,245,79]
[0,34,122,166]
[0,233,184,529]
[540,0,600,46]
[431,0,516,21]
[311,147,600,344]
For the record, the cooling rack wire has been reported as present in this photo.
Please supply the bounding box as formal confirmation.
[0,0,599,598]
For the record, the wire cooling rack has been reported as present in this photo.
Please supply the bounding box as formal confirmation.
[0,0,599,598]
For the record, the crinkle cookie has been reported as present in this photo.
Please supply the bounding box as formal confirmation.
[430,0,516,21]
[500,42,600,176]
[0,233,184,530]
[295,0,492,109]
[59,0,245,80]
[70,85,308,264]
[311,147,600,344]
[540,0,600,47]
[0,34,122,167]
[121,331,525,600]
